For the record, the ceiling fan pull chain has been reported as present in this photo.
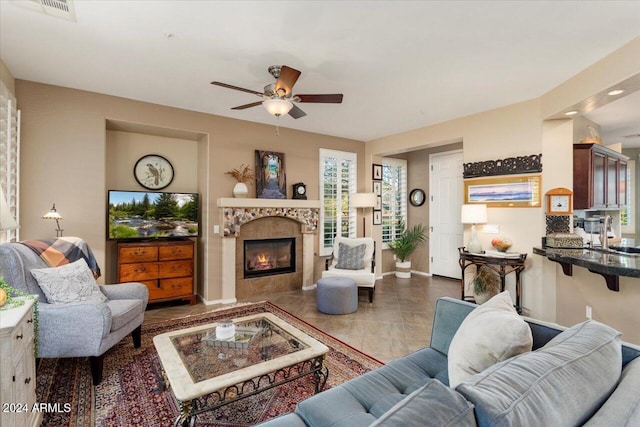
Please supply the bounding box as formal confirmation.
[275,124,280,136]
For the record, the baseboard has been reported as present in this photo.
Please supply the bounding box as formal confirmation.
[411,270,432,277]
[198,296,238,306]
[381,271,431,277]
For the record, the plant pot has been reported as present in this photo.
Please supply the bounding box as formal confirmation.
[395,260,411,279]
[233,182,249,198]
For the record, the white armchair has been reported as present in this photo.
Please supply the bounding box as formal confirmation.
[322,236,376,302]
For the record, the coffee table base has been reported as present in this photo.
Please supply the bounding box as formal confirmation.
[173,355,329,427]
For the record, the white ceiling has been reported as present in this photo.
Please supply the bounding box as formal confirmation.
[1,1,639,141]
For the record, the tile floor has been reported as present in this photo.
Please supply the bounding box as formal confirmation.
[143,274,460,362]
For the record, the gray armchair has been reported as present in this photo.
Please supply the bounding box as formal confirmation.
[0,241,148,385]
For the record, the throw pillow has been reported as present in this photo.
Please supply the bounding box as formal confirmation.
[30,258,107,304]
[370,379,477,427]
[448,291,532,388]
[335,243,366,270]
[456,320,622,427]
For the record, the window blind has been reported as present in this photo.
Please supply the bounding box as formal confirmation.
[381,158,407,245]
[319,149,357,256]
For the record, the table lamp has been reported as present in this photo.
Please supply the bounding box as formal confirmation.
[461,204,487,253]
[43,203,64,237]
[351,193,377,235]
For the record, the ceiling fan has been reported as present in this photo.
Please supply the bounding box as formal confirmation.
[211,65,343,119]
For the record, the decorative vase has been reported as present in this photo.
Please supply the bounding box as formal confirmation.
[395,260,411,279]
[233,182,249,198]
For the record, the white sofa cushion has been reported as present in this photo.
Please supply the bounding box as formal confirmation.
[448,291,532,388]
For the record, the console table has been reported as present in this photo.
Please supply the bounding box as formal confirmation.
[458,247,527,313]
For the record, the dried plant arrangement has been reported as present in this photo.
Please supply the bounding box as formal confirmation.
[225,164,255,184]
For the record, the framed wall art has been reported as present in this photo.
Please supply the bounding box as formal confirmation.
[464,175,541,208]
[373,210,382,225]
[255,150,286,199]
[372,164,382,181]
[134,154,174,190]
[373,181,382,196]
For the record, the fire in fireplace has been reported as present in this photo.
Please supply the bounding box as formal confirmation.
[244,237,296,278]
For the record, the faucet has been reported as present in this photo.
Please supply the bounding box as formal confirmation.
[600,215,612,250]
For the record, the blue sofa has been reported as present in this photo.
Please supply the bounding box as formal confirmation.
[257,297,640,426]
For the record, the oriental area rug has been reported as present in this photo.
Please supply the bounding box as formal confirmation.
[36,301,383,427]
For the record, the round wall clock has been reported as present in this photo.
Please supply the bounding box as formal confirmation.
[134,154,174,190]
[409,188,426,207]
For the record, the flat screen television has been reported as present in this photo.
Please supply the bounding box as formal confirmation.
[107,190,199,240]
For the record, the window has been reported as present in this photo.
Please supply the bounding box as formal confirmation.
[319,149,357,256]
[381,158,407,245]
[622,159,635,234]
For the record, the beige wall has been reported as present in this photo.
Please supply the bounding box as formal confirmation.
[15,80,364,303]
[8,35,640,342]
[382,143,463,275]
[0,59,15,94]
[367,38,640,344]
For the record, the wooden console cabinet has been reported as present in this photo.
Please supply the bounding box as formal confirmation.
[0,299,42,427]
[117,239,196,304]
[574,143,628,210]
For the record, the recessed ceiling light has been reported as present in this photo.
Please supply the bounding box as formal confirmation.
[565,110,579,116]
[607,89,625,96]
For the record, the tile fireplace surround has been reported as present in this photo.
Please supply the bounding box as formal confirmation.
[218,198,320,302]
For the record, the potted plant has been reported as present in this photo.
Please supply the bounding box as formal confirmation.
[225,164,255,198]
[387,221,428,278]
[472,265,500,304]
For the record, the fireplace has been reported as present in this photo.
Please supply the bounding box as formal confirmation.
[244,238,296,278]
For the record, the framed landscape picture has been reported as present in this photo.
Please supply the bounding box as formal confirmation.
[464,175,541,207]
[255,150,286,199]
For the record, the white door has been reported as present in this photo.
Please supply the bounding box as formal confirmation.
[429,150,464,279]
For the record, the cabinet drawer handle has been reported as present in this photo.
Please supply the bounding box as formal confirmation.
[134,267,147,273]
[27,318,33,324]
[25,377,31,384]
[16,334,23,340]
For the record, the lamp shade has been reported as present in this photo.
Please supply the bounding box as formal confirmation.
[263,98,293,117]
[460,204,487,224]
[351,193,377,208]
[0,186,19,231]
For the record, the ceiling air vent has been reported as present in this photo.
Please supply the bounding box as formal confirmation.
[11,0,76,21]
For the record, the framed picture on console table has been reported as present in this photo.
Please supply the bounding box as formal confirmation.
[464,175,541,208]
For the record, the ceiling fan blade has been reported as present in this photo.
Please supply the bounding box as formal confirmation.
[275,66,301,96]
[231,101,263,110]
[211,81,264,97]
[295,94,343,103]
[288,104,307,119]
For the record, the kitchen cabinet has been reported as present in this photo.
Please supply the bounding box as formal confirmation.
[573,143,628,210]
[117,239,196,304]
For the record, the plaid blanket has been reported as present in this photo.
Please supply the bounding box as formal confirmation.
[20,237,101,279]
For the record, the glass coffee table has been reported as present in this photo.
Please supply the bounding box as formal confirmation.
[153,312,329,426]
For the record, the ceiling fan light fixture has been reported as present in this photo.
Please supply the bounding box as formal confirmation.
[263,98,293,117]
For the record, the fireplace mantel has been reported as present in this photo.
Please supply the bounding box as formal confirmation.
[217,198,319,302]
[217,198,320,209]
[217,198,320,237]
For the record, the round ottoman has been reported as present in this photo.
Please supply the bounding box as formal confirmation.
[317,277,358,315]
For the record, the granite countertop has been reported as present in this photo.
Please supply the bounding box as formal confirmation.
[533,246,640,291]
